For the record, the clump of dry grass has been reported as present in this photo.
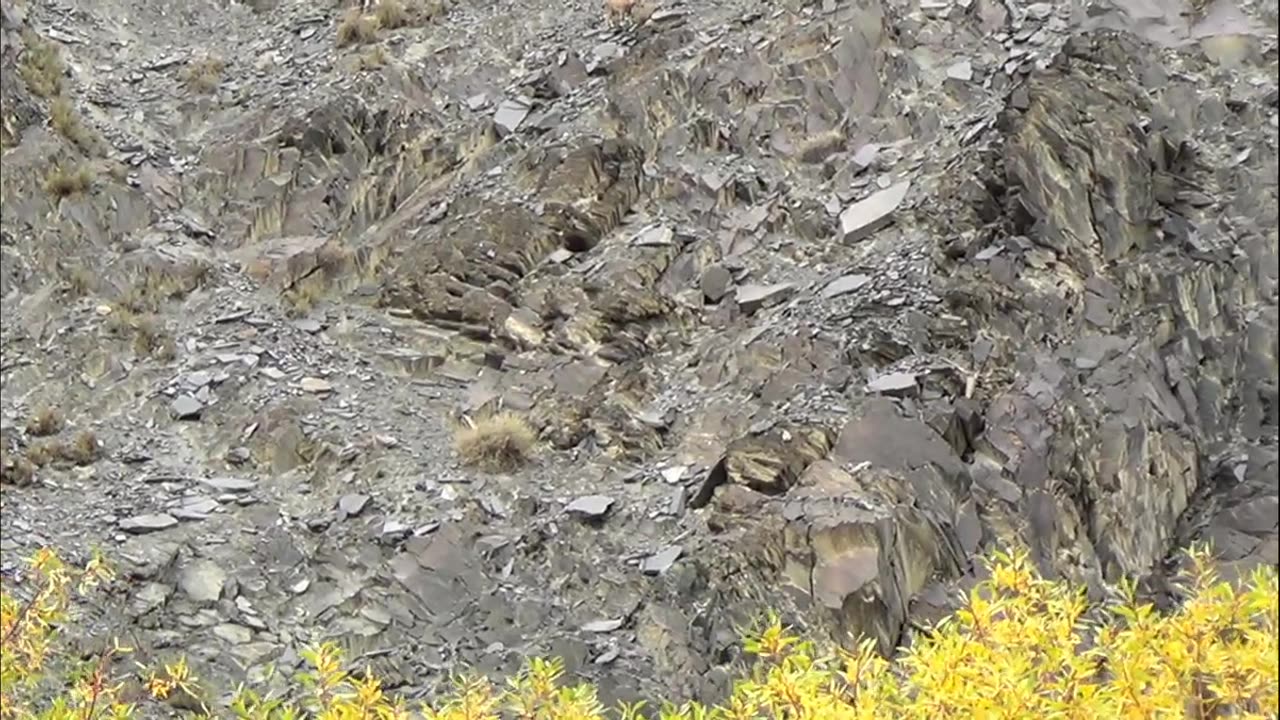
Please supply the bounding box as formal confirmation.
[104,307,173,359]
[374,0,408,29]
[336,10,379,47]
[115,264,212,313]
[454,412,536,472]
[25,407,63,437]
[61,431,99,466]
[19,30,64,99]
[62,264,95,297]
[44,164,93,198]
[24,443,57,468]
[0,448,36,486]
[49,97,98,153]
[182,56,225,94]
[356,44,390,70]
[282,273,329,317]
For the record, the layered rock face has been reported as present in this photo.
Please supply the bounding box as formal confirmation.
[0,0,1275,709]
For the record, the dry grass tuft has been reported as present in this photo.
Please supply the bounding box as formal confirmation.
[44,164,93,198]
[336,10,379,47]
[130,315,168,357]
[49,97,98,153]
[103,307,172,359]
[373,0,407,28]
[19,30,64,98]
[282,273,329,318]
[24,443,57,468]
[454,412,536,472]
[25,407,63,437]
[62,264,95,296]
[0,448,36,486]
[116,264,212,313]
[61,431,99,466]
[358,44,390,70]
[374,0,408,29]
[182,56,225,94]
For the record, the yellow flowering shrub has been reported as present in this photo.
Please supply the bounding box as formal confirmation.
[1,545,1275,719]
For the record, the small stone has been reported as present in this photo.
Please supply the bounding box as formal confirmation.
[700,264,733,303]
[494,97,531,136]
[946,59,974,81]
[179,559,227,603]
[260,367,286,381]
[631,225,674,247]
[212,623,254,645]
[851,144,879,170]
[198,477,257,493]
[185,371,213,388]
[660,465,687,484]
[338,493,370,517]
[299,377,333,394]
[641,545,682,575]
[381,519,410,539]
[581,618,624,633]
[292,318,322,334]
[119,513,179,534]
[822,274,872,299]
[172,497,219,520]
[839,181,911,243]
[736,283,794,314]
[565,495,614,519]
[170,395,203,420]
[866,372,919,397]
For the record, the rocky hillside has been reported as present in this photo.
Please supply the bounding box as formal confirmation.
[1,0,1276,708]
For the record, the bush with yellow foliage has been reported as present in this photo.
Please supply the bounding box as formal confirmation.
[1,544,1275,719]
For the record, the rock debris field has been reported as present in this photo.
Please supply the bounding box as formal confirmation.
[1,0,1277,708]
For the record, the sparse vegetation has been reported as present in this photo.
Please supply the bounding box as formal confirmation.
[182,56,226,94]
[23,442,57,468]
[358,44,390,70]
[19,30,64,99]
[61,263,95,296]
[48,96,98,153]
[25,407,64,437]
[115,263,212,314]
[43,163,93,198]
[105,306,174,359]
[281,273,329,317]
[336,9,379,47]
[1,546,1275,719]
[454,411,537,472]
[0,448,36,486]
[61,430,99,466]
[374,0,408,29]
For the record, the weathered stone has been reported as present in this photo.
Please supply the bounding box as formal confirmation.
[120,513,179,534]
[299,377,333,394]
[839,181,910,243]
[736,283,794,314]
[866,372,918,397]
[338,493,370,518]
[179,559,227,603]
[822,274,871,298]
[198,477,256,493]
[170,395,204,420]
[565,495,615,519]
[700,264,733,303]
[641,545,682,575]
